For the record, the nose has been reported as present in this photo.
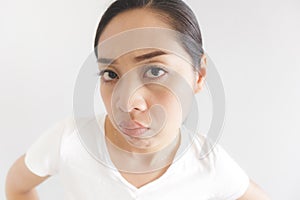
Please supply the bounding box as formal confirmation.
[114,77,148,113]
[125,93,147,113]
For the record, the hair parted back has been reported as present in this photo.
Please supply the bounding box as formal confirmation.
[94,0,204,70]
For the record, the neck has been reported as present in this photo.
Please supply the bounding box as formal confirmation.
[105,133,181,173]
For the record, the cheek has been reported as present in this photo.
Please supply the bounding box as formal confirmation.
[100,85,113,114]
[149,88,183,125]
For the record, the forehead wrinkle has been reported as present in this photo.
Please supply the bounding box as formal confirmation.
[98,49,169,66]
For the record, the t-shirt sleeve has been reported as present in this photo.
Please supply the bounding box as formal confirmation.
[24,117,71,177]
[212,144,250,200]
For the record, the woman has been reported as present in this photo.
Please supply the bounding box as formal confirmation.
[6,0,270,199]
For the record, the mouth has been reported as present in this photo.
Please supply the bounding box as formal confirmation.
[119,127,150,138]
[119,121,150,138]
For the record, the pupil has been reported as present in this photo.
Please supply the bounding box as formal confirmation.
[151,68,160,76]
[109,71,117,78]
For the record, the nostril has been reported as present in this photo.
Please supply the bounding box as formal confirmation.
[131,98,147,112]
[116,97,147,113]
[113,85,148,113]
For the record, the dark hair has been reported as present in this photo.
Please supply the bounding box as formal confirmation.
[94,0,204,70]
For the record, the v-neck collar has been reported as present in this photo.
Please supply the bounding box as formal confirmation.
[96,113,195,192]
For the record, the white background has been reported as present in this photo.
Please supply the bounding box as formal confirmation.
[1,0,299,199]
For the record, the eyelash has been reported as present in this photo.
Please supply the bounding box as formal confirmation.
[97,65,168,82]
[143,65,168,80]
[97,70,119,83]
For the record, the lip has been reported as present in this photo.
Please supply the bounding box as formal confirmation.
[119,121,150,137]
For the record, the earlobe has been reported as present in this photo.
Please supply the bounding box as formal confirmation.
[194,54,207,93]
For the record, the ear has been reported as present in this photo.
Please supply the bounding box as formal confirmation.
[194,54,207,94]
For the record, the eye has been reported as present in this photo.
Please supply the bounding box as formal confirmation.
[98,70,119,82]
[144,66,167,79]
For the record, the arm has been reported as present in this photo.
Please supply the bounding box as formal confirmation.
[5,154,50,200]
[237,180,271,200]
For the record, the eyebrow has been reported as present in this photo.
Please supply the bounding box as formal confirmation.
[97,50,168,65]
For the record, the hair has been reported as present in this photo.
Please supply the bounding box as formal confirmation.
[94,0,204,71]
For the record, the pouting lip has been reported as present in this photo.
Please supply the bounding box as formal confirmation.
[119,120,149,129]
[119,127,150,138]
[118,120,150,137]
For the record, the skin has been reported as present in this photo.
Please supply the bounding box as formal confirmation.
[99,48,200,152]
[5,155,48,200]
[98,44,203,186]
[6,8,270,199]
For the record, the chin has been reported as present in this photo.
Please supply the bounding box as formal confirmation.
[125,135,155,149]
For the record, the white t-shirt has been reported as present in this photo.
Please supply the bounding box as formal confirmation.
[25,113,249,200]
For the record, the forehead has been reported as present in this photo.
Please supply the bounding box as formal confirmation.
[97,28,193,66]
[98,8,172,44]
[96,9,193,66]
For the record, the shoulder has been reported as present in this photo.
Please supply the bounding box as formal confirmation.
[24,114,106,177]
[194,136,250,199]
[181,130,250,199]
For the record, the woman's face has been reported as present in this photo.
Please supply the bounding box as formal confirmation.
[97,9,205,153]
